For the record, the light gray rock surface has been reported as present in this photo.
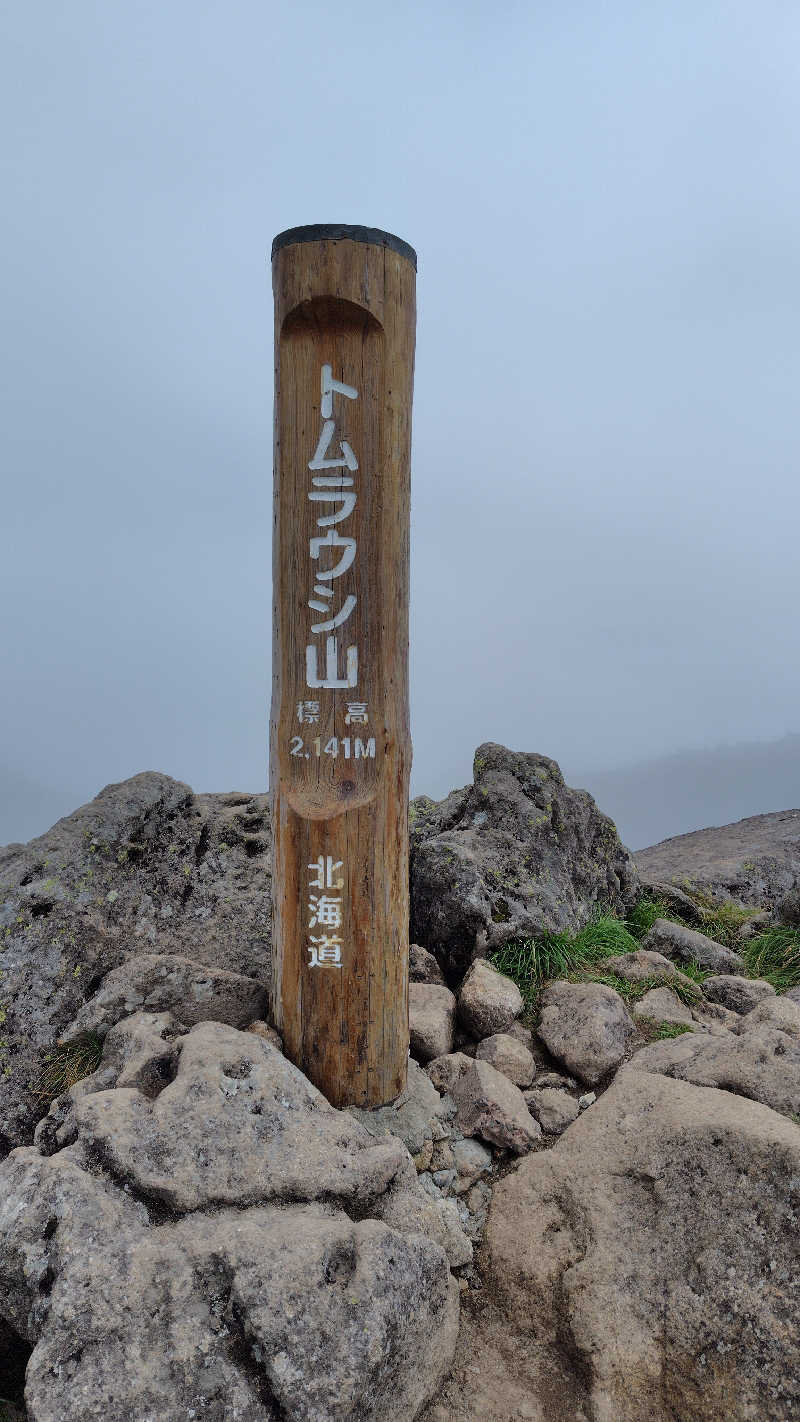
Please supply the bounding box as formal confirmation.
[634,808,800,909]
[63,951,267,1040]
[410,983,457,1063]
[0,1015,462,1422]
[642,918,744,973]
[702,974,776,1015]
[0,773,272,1155]
[629,1010,800,1118]
[457,959,523,1039]
[349,1059,452,1159]
[450,1059,541,1153]
[537,980,636,1085]
[451,1137,493,1192]
[737,995,800,1039]
[482,1068,800,1422]
[475,1032,536,1087]
[410,743,638,981]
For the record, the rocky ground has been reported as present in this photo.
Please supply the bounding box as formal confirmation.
[1,745,799,1420]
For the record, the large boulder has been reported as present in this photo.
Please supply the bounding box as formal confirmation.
[457,959,523,1039]
[0,774,272,1156]
[410,744,638,981]
[537,980,636,1085]
[634,809,800,910]
[1,1015,460,1422]
[481,1069,800,1421]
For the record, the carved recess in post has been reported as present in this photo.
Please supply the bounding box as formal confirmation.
[270,229,416,1108]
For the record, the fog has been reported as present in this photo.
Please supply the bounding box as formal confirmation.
[2,1,799,848]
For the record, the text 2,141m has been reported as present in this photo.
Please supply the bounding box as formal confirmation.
[289,736,376,760]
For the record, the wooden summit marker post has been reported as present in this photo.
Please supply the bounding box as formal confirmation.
[270,224,416,1108]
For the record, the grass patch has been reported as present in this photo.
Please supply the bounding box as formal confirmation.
[491,914,641,1013]
[39,1032,103,1104]
[626,896,674,940]
[635,1017,695,1043]
[626,890,760,949]
[740,927,800,993]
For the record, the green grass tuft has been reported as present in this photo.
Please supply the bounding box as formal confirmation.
[626,896,673,940]
[491,914,641,1012]
[740,927,800,993]
[581,970,700,1006]
[635,1017,695,1040]
[39,1032,103,1104]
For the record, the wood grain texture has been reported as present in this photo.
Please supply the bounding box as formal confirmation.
[270,232,415,1107]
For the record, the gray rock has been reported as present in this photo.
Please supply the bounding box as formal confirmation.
[785,986,800,1006]
[451,1137,493,1192]
[70,1019,410,1212]
[426,1051,473,1096]
[350,1058,450,1158]
[737,995,800,1039]
[602,948,701,997]
[410,743,638,981]
[702,974,776,1015]
[632,987,695,1027]
[533,1070,577,1090]
[524,1087,580,1134]
[409,942,446,985]
[410,983,457,1063]
[0,1148,459,1422]
[537,981,635,1085]
[450,1059,542,1154]
[505,1020,534,1050]
[484,1068,800,1421]
[778,884,800,927]
[457,959,523,1039]
[63,951,267,1041]
[634,808,800,910]
[628,1015,800,1117]
[688,1000,741,1035]
[475,1032,536,1087]
[642,918,744,974]
[578,1091,596,1108]
[635,877,709,925]
[0,773,272,1155]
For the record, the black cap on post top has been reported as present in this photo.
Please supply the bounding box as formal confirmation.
[271,224,416,271]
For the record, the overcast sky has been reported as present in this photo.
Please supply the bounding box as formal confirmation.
[2,0,799,846]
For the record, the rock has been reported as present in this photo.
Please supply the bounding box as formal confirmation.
[524,1087,579,1134]
[635,877,708,925]
[632,986,695,1027]
[483,1068,800,1421]
[247,1020,283,1050]
[642,918,744,974]
[350,1059,451,1158]
[62,951,267,1041]
[537,981,636,1085]
[63,1019,412,1212]
[629,1013,800,1118]
[457,959,523,1039]
[410,942,446,985]
[430,1139,455,1172]
[689,1000,741,1035]
[450,1059,541,1154]
[505,1020,534,1050]
[0,1147,459,1422]
[738,995,800,1039]
[451,1137,493,1192]
[602,948,701,997]
[702,974,776,1015]
[785,986,800,1006]
[578,1091,596,1108]
[533,1070,577,1090]
[410,743,638,981]
[635,808,800,910]
[426,1051,473,1096]
[410,983,457,1063]
[475,1031,536,1087]
[778,884,800,927]
[0,773,272,1155]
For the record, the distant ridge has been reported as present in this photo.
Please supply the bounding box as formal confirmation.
[570,733,800,851]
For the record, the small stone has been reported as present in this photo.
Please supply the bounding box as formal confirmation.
[410,983,457,1063]
[642,919,744,975]
[430,1139,455,1172]
[432,1168,457,1191]
[702,976,776,1015]
[534,1071,576,1091]
[452,1137,493,1192]
[525,1087,580,1134]
[418,1172,443,1200]
[426,1051,473,1096]
[409,942,446,985]
[450,1059,541,1154]
[578,1092,596,1109]
[246,1020,283,1050]
[457,960,523,1040]
[412,1139,434,1173]
[632,988,694,1027]
[537,981,635,1085]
